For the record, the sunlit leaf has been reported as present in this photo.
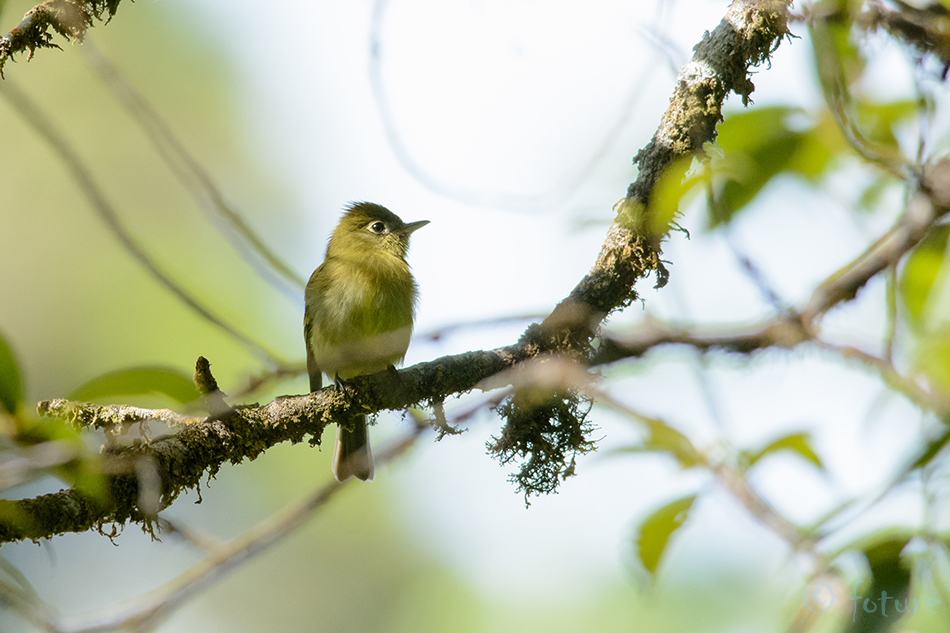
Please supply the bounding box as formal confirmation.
[636,495,696,577]
[786,113,842,178]
[899,225,949,328]
[611,414,702,468]
[740,432,824,472]
[649,156,705,235]
[641,418,701,468]
[69,367,199,405]
[0,331,23,414]
[711,107,799,226]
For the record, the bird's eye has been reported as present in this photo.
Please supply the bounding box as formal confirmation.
[368,221,386,234]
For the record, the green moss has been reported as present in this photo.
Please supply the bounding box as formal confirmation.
[488,389,596,503]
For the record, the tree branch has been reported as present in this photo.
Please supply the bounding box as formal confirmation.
[0,345,522,543]
[802,159,950,323]
[0,0,122,78]
[540,0,792,352]
[0,0,795,542]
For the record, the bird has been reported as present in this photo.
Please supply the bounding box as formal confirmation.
[304,202,428,481]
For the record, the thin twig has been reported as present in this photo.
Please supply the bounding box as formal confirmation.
[0,79,286,366]
[59,423,429,633]
[81,41,307,300]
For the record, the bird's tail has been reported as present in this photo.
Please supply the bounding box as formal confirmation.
[332,414,374,482]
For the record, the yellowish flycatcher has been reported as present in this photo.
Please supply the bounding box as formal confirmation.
[304,202,428,481]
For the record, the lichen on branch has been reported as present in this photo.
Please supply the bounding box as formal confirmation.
[491,0,793,499]
[0,0,124,77]
[0,0,799,540]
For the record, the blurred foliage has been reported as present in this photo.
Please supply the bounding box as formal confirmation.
[613,414,701,469]
[900,226,950,392]
[738,431,824,473]
[899,226,949,328]
[0,330,23,414]
[846,537,913,633]
[809,0,915,172]
[636,494,695,577]
[707,106,841,227]
[68,365,198,405]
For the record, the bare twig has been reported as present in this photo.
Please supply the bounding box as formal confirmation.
[82,41,307,300]
[10,425,428,633]
[0,79,286,366]
[801,159,950,324]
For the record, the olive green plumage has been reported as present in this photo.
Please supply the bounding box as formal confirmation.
[304,202,428,481]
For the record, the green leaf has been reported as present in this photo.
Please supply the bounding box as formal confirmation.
[845,538,912,633]
[909,326,950,393]
[69,367,199,405]
[910,425,950,470]
[900,225,949,328]
[854,99,918,149]
[0,331,24,413]
[642,418,701,468]
[612,417,702,468]
[708,107,837,227]
[740,432,824,472]
[636,495,697,576]
[648,156,705,235]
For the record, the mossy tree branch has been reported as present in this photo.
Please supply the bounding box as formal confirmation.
[0,0,123,77]
[0,0,795,542]
[496,0,792,495]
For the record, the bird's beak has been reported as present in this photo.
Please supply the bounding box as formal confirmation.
[401,220,430,235]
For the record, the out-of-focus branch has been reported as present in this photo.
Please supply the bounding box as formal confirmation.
[808,3,914,179]
[596,159,950,414]
[863,0,950,69]
[82,42,307,300]
[52,424,428,633]
[0,79,286,366]
[802,158,950,322]
[0,0,122,77]
[595,159,950,365]
[596,313,950,416]
[592,315,809,365]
